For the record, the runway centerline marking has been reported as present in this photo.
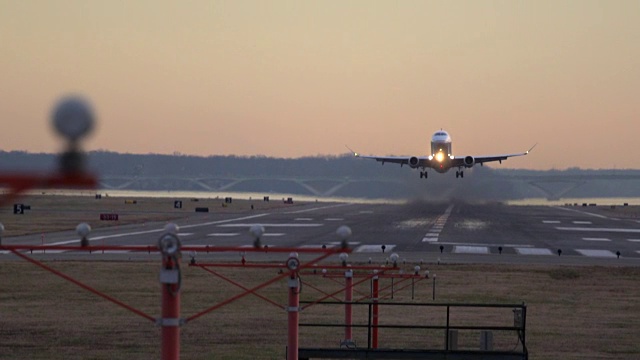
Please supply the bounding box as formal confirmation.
[207,233,240,237]
[627,239,640,242]
[420,204,454,243]
[573,221,592,225]
[556,227,640,234]
[542,220,561,224]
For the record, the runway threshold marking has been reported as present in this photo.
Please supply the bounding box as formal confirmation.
[556,227,640,234]
[576,249,617,258]
[515,248,554,255]
[453,246,489,254]
[354,245,396,253]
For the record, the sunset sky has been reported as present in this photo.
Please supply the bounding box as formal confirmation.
[1,1,639,170]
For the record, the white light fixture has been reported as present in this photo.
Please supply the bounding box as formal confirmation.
[158,233,181,256]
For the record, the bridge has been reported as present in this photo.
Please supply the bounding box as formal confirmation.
[97,173,640,200]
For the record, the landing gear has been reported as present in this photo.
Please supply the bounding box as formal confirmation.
[456,170,464,178]
[420,171,428,179]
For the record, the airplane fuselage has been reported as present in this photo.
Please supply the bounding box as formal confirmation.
[429,130,454,173]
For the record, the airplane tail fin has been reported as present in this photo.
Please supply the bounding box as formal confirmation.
[344,145,359,157]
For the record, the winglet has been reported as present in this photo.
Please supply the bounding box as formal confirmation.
[345,145,359,157]
[526,143,538,154]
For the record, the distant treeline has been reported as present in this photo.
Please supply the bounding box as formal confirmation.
[2,150,640,200]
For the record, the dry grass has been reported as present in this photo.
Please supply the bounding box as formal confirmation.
[0,193,305,237]
[1,261,639,359]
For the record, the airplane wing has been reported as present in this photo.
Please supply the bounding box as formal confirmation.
[346,146,433,168]
[451,144,537,167]
[356,154,433,168]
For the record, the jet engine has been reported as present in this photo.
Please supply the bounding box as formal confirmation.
[409,157,420,168]
[464,156,475,167]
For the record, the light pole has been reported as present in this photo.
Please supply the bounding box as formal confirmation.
[158,227,182,360]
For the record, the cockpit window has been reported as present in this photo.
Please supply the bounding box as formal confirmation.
[436,132,446,136]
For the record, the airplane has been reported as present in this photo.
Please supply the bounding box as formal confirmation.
[349,129,535,179]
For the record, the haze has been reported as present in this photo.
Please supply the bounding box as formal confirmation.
[1,1,639,170]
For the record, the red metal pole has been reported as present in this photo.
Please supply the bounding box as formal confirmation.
[161,256,181,360]
[344,269,353,343]
[372,272,379,349]
[287,272,300,360]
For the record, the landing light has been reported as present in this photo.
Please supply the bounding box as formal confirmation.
[428,155,433,161]
[435,152,445,162]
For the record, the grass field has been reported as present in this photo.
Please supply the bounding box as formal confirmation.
[1,194,640,359]
[1,261,639,360]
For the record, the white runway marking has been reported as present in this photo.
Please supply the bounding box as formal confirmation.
[582,237,611,242]
[284,203,352,214]
[294,218,313,221]
[326,241,360,247]
[420,204,454,243]
[437,242,533,248]
[208,233,240,237]
[515,248,554,255]
[324,218,344,221]
[218,223,323,228]
[576,249,617,258]
[627,239,640,242]
[454,246,489,254]
[542,220,561,224]
[299,244,337,249]
[354,245,395,253]
[557,227,640,234]
[555,206,609,219]
[359,211,374,214]
[263,233,285,237]
[177,233,193,237]
[573,221,592,225]
[44,214,272,246]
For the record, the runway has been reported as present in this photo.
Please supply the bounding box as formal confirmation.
[3,201,640,266]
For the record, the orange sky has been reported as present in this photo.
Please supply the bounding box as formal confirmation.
[1,1,639,170]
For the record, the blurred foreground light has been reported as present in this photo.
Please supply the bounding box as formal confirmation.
[164,223,179,234]
[52,96,95,142]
